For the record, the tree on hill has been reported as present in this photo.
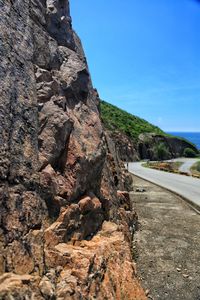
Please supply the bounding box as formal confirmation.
[153,143,170,161]
[183,148,197,158]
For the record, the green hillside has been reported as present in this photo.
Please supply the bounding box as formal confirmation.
[100,100,164,140]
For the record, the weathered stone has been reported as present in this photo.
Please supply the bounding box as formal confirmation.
[78,196,94,214]
[117,190,132,211]
[35,67,53,83]
[37,80,59,103]
[0,243,5,276]
[108,130,139,162]
[0,273,43,299]
[39,275,55,298]
[53,222,146,300]
[7,240,35,275]
[0,0,145,298]
[45,204,80,247]
[78,196,102,214]
[27,230,45,276]
[52,95,67,110]
[38,101,73,170]
[0,0,38,182]
[46,0,75,49]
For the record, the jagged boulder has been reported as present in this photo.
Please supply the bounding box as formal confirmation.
[107,130,139,162]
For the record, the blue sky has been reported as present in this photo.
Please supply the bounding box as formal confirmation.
[70,0,200,132]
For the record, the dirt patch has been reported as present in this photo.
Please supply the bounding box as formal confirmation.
[131,175,200,300]
[143,161,185,175]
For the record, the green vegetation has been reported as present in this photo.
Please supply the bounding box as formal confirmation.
[192,161,200,173]
[190,161,200,178]
[197,162,200,172]
[143,161,184,173]
[100,100,164,140]
[183,148,197,158]
[153,143,170,161]
[100,100,198,161]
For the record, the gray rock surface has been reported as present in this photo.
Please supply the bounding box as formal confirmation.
[0,1,144,298]
[107,130,139,162]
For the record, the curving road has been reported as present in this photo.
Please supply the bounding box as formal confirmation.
[169,158,199,174]
[128,162,200,209]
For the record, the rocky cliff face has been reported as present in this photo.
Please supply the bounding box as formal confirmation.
[0,1,145,299]
[108,131,198,162]
[138,133,199,160]
[106,130,139,162]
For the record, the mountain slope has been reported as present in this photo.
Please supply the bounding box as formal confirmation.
[101,100,198,161]
[100,100,164,140]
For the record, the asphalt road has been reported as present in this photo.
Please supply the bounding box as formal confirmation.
[169,158,199,174]
[128,162,200,209]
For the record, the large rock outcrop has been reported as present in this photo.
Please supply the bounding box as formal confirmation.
[106,130,139,162]
[138,133,199,160]
[106,131,199,162]
[0,1,145,299]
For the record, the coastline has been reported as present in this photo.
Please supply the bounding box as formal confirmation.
[167,132,200,150]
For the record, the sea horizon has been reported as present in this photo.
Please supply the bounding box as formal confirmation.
[167,131,200,149]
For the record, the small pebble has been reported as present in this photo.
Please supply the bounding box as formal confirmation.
[176,268,181,272]
[136,187,146,193]
[145,289,150,296]
[189,276,193,280]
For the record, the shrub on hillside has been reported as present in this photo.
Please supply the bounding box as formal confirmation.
[183,148,197,158]
[196,162,200,172]
[153,143,170,161]
[100,100,164,139]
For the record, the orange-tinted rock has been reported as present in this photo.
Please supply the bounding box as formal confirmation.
[0,0,145,298]
[91,196,102,211]
[117,190,132,211]
[39,275,55,299]
[45,200,104,249]
[6,241,35,275]
[78,195,102,214]
[53,222,146,300]
[78,196,94,214]
[0,251,5,276]
[0,273,43,299]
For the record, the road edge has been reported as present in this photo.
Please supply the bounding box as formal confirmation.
[130,172,200,215]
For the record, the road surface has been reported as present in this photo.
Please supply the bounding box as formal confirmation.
[128,162,200,209]
[169,158,199,174]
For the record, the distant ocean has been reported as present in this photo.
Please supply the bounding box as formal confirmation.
[167,132,200,150]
